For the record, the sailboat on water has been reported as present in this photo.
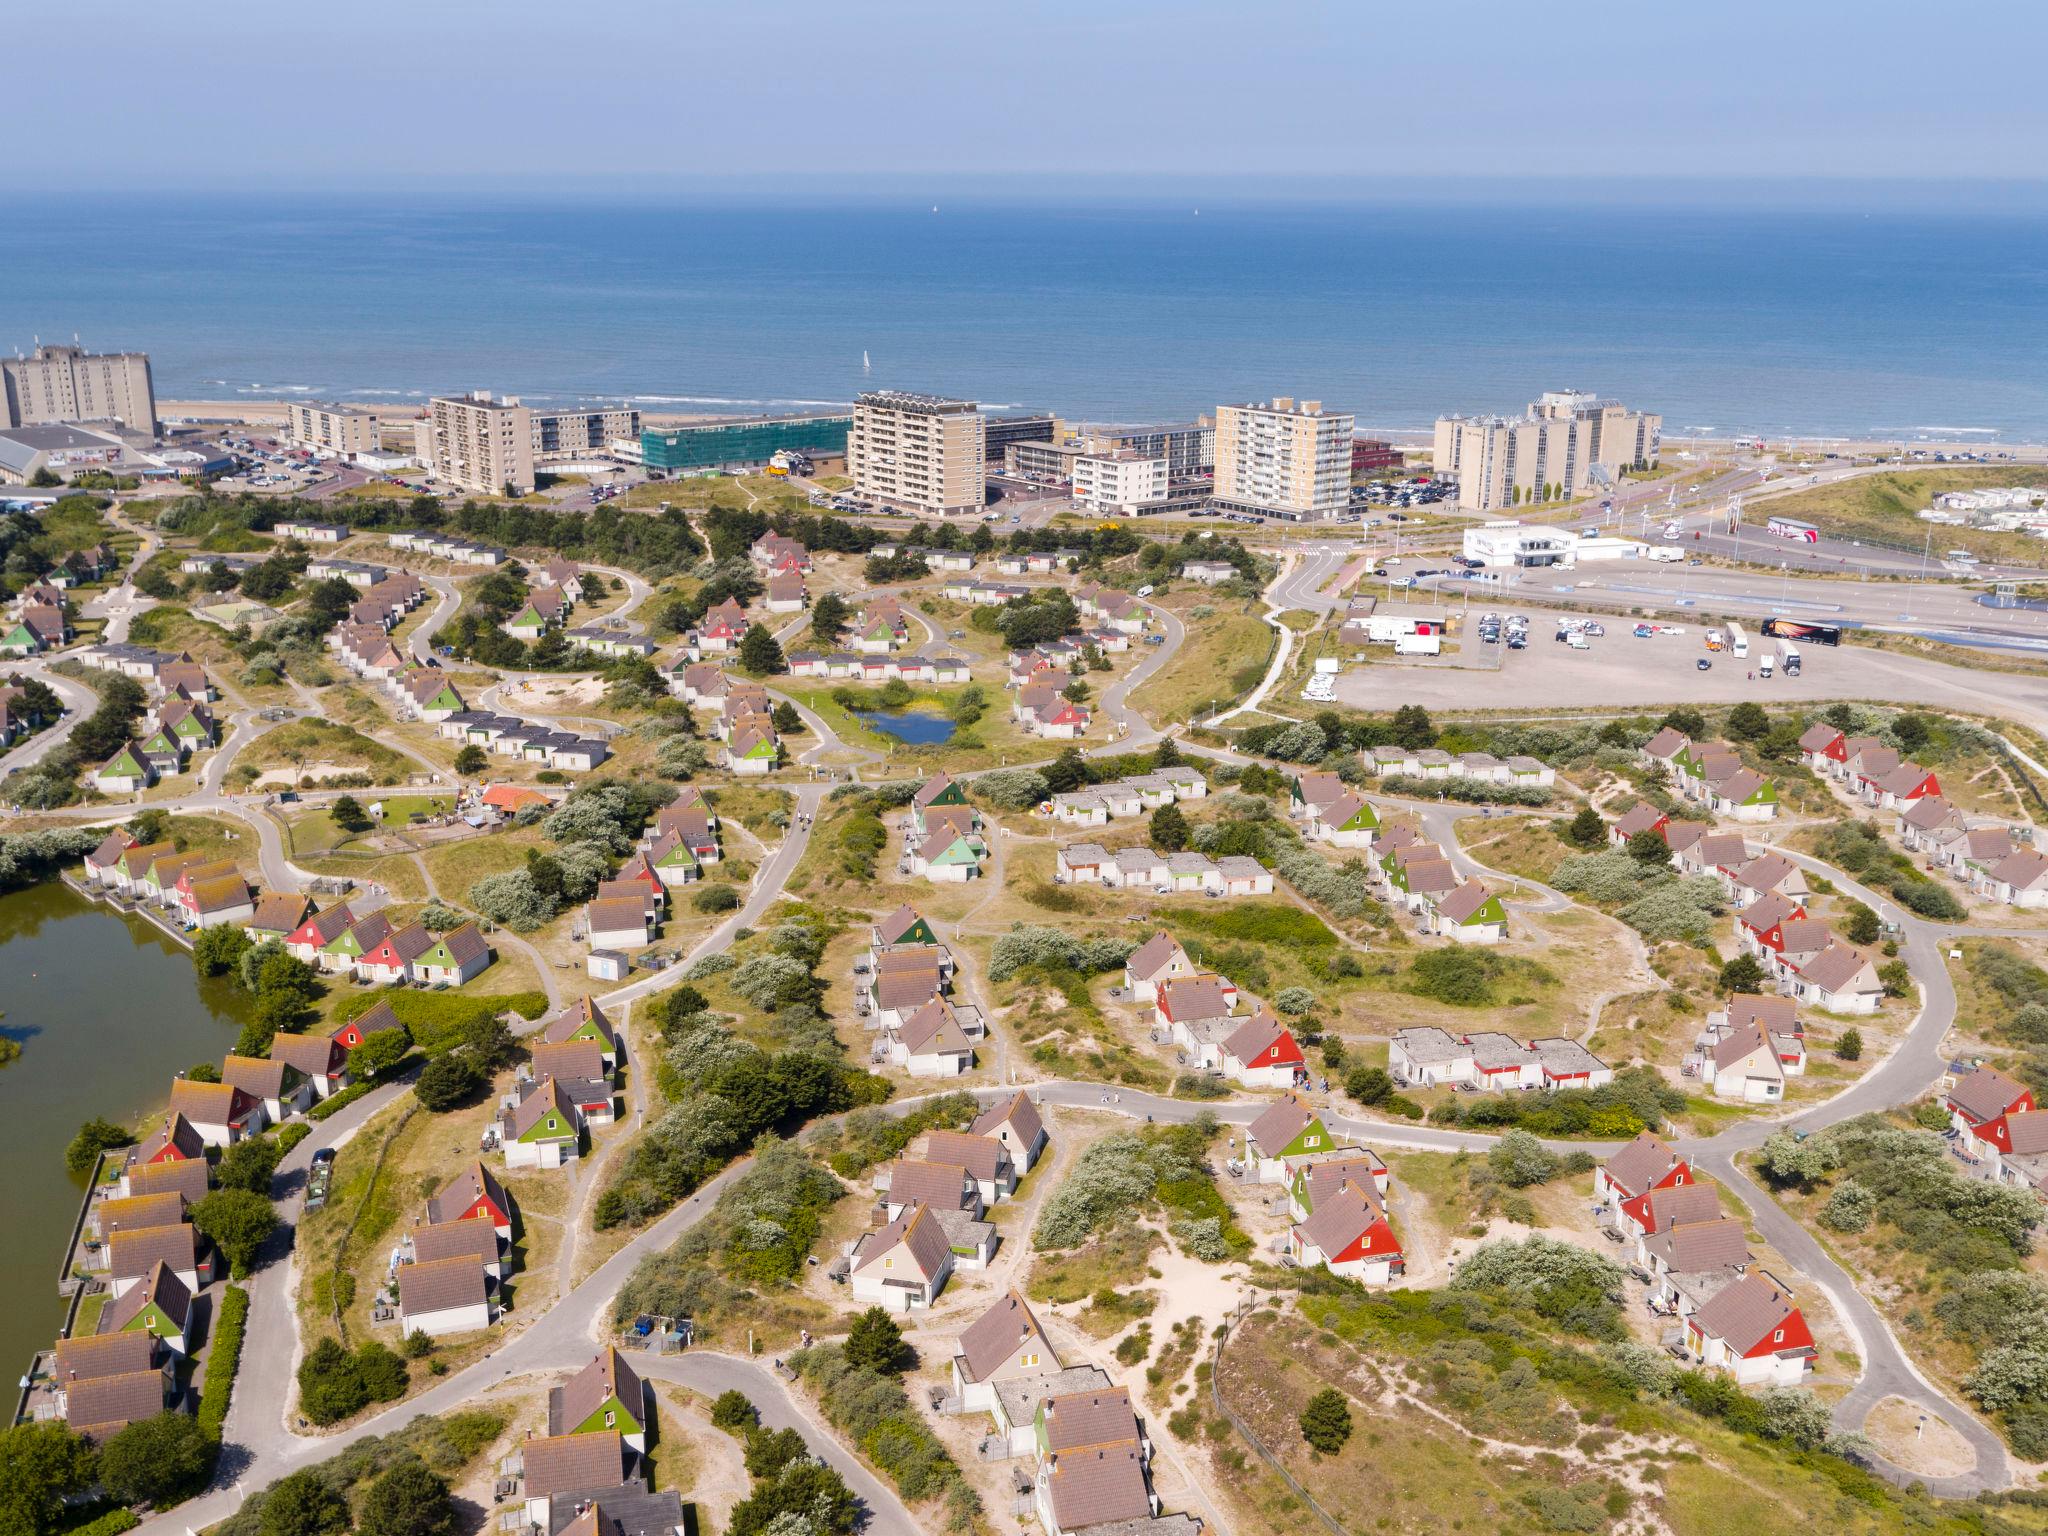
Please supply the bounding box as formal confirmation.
[862,351,871,373]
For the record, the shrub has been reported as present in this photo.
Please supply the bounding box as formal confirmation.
[1819,1180,1875,1233]
[711,1389,758,1433]
[98,1411,216,1506]
[692,883,741,913]
[65,1116,134,1174]
[1299,1388,1353,1454]
[1344,1066,1392,1105]
[1488,1129,1561,1188]
[197,1284,249,1438]
[1454,1235,1626,1340]
[1272,986,1316,1016]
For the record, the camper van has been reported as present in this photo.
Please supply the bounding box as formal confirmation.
[1704,629,1726,652]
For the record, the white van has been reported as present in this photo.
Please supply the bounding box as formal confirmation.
[1758,654,1774,678]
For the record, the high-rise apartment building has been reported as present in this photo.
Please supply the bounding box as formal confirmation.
[847,391,985,516]
[285,401,388,459]
[1211,398,1354,521]
[1434,391,1661,512]
[532,404,641,462]
[2,344,157,435]
[1072,451,1169,514]
[424,392,536,496]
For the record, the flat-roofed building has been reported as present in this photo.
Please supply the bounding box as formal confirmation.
[984,412,1060,466]
[1005,440,1086,483]
[641,413,852,472]
[285,401,388,460]
[1072,450,1169,514]
[1077,420,1214,477]
[2,344,157,435]
[1212,397,1353,521]
[848,390,985,515]
[1434,390,1661,512]
[423,392,535,496]
[533,404,641,462]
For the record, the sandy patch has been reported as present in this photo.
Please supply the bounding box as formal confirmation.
[506,676,608,710]
[1865,1395,1977,1478]
[252,760,364,787]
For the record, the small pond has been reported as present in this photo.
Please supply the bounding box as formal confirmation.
[856,710,957,745]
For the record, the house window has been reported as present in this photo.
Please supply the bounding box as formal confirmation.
[1023,1352,1039,1367]
[1303,1135,1320,1148]
[604,1410,616,1427]
[1772,1329,1784,1343]
[884,1257,894,1269]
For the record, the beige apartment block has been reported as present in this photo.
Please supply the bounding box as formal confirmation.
[425,392,536,496]
[1212,397,1354,520]
[848,390,985,515]
[1072,450,1168,514]
[2,344,157,435]
[533,404,641,462]
[1435,391,1661,512]
[285,401,386,459]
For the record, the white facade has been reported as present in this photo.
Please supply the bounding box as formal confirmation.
[1072,452,1169,514]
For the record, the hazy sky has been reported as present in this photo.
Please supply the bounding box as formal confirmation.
[22,0,2048,191]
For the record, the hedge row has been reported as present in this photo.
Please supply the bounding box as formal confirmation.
[197,1284,249,1439]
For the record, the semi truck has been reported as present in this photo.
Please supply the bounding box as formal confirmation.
[1776,639,1802,676]
[1761,618,1841,646]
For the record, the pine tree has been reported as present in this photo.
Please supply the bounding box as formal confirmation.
[737,625,786,677]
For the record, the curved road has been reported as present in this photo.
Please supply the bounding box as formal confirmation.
[104,541,2019,1527]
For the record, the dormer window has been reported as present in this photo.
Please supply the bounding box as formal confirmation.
[1772,1328,1784,1343]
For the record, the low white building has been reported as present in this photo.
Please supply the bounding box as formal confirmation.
[396,1255,494,1337]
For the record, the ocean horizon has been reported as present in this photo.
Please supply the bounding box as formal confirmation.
[8,196,2047,439]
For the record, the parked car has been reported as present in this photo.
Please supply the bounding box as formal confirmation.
[1696,658,1712,671]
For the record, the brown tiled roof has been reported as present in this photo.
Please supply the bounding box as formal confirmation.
[1042,1444,1152,1530]
[1222,1009,1294,1065]
[167,1078,255,1128]
[854,1202,952,1280]
[55,1330,157,1383]
[429,922,491,968]
[531,1040,608,1084]
[127,1158,209,1203]
[955,1290,1055,1382]
[523,1430,628,1498]
[189,873,253,915]
[1125,930,1188,981]
[913,772,959,808]
[544,997,618,1049]
[1296,1180,1385,1258]
[970,1091,1045,1150]
[2006,1111,2048,1156]
[1636,1184,1723,1234]
[247,892,310,934]
[1435,880,1496,924]
[343,998,405,1038]
[1246,1093,1315,1155]
[1797,723,1842,753]
[1794,942,1876,993]
[548,1347,646,1438]
[1043,1384,1141,1454]
[299,903,360,946]
[1773,919,1836,960]
[1739,892,1802,933]
[1644,1217,1750,1274]
[66,1370,168,1441]
[1725,995,1799,1033]
[1692,1273,1804,1355]
[135,1112,205,1165]
[427,1162,510,1225]
[222,1053,290,1099]
[1712,1023,1776,1074]
[412,1217,502,1266]
[98,1193,185,1233]
[873,903,926,945]
[271,1032,347,1077]
[875,969,943,1012]
[1157,975,1232,1023]
[1951,1064,2031,1124]
[923,1130,1008,1183]
[398,1254,488,1319]
[882,1158,975,1212]
[106,1259,193,1333]
[108,1225,199,1283]
[505,1077,579,1141]
[586,897,649,932]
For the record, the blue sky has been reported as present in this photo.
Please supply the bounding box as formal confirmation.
[21,0,2048,191]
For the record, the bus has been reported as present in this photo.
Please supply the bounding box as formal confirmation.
[1766,516,1820,543]
[1761,618,1842,647]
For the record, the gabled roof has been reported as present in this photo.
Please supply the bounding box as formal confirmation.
[98,1192,185,1233]
[1643,1217,1750,1274]
[883,1158,975,1212]
[1797,722,1843,753]
[427,1161,511,1224]
[64,1371,168,1441]
[1738,892,1803,933]
[247,891,310,934]
[135,1111,205,1165]
[549,1347,647,1438]
[167,1078,255,1127]
[1724,994,1799,1033]
[1296,1179,1387,1258]
[854,1201,953,1280]
[399,1253,488,1318]
[1951,1064,2031,1124]
[106,1259,193,1332]
[956,1289,1056,1382]
[1222,1009,1299,1068]
[970,1091,1046,1149]
[107,1223,198,1282]
[1125,930,1188,980]
[271,1031,348,1077]
[924,1130,1009,1183]
[522,1431,628,1500]
[126,1158,209,1203]
[1042,1444,1152,1530]
[221,1053,291,1099]
[1712,1023,1777,1074]
[1246,1093,1316,1154]
[1692,1272,1806,1355]
[1157,975,1233,1024]
[54,1329,157,1384]
[531,1039,609,1084]
[1901,794,1959,831]
[1794,941,1876,993]
[1632,1183,1722,1234]
[544,996,618,1049]
[506,1077,579,1140]
[411,1216,503,1267]
[1042,1385,1141,1454]
[1435,880,1499,925]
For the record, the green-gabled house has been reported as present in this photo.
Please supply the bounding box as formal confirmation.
[321,912,393,974]
[547,1346,651,1451]
[1244,1093,1332,1178]
[107,1260,193,1355]
[1430,881,1509,945]
[137,728,187,776]
[648,830,700,886]
[95,742,156,793]
[500,1077,580,1169]
[914,771,968,811]
[912,831,983,884]
[872,903,936,950]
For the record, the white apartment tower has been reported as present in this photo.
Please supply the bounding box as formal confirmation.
[1211,397,1354,520]
[2,343,157,435]
[848,391,986,515]
[424,392,536,496]
[1435,391,1661,512]
[285,401,388,460]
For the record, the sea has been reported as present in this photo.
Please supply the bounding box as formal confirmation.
[8,196,2048,440]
